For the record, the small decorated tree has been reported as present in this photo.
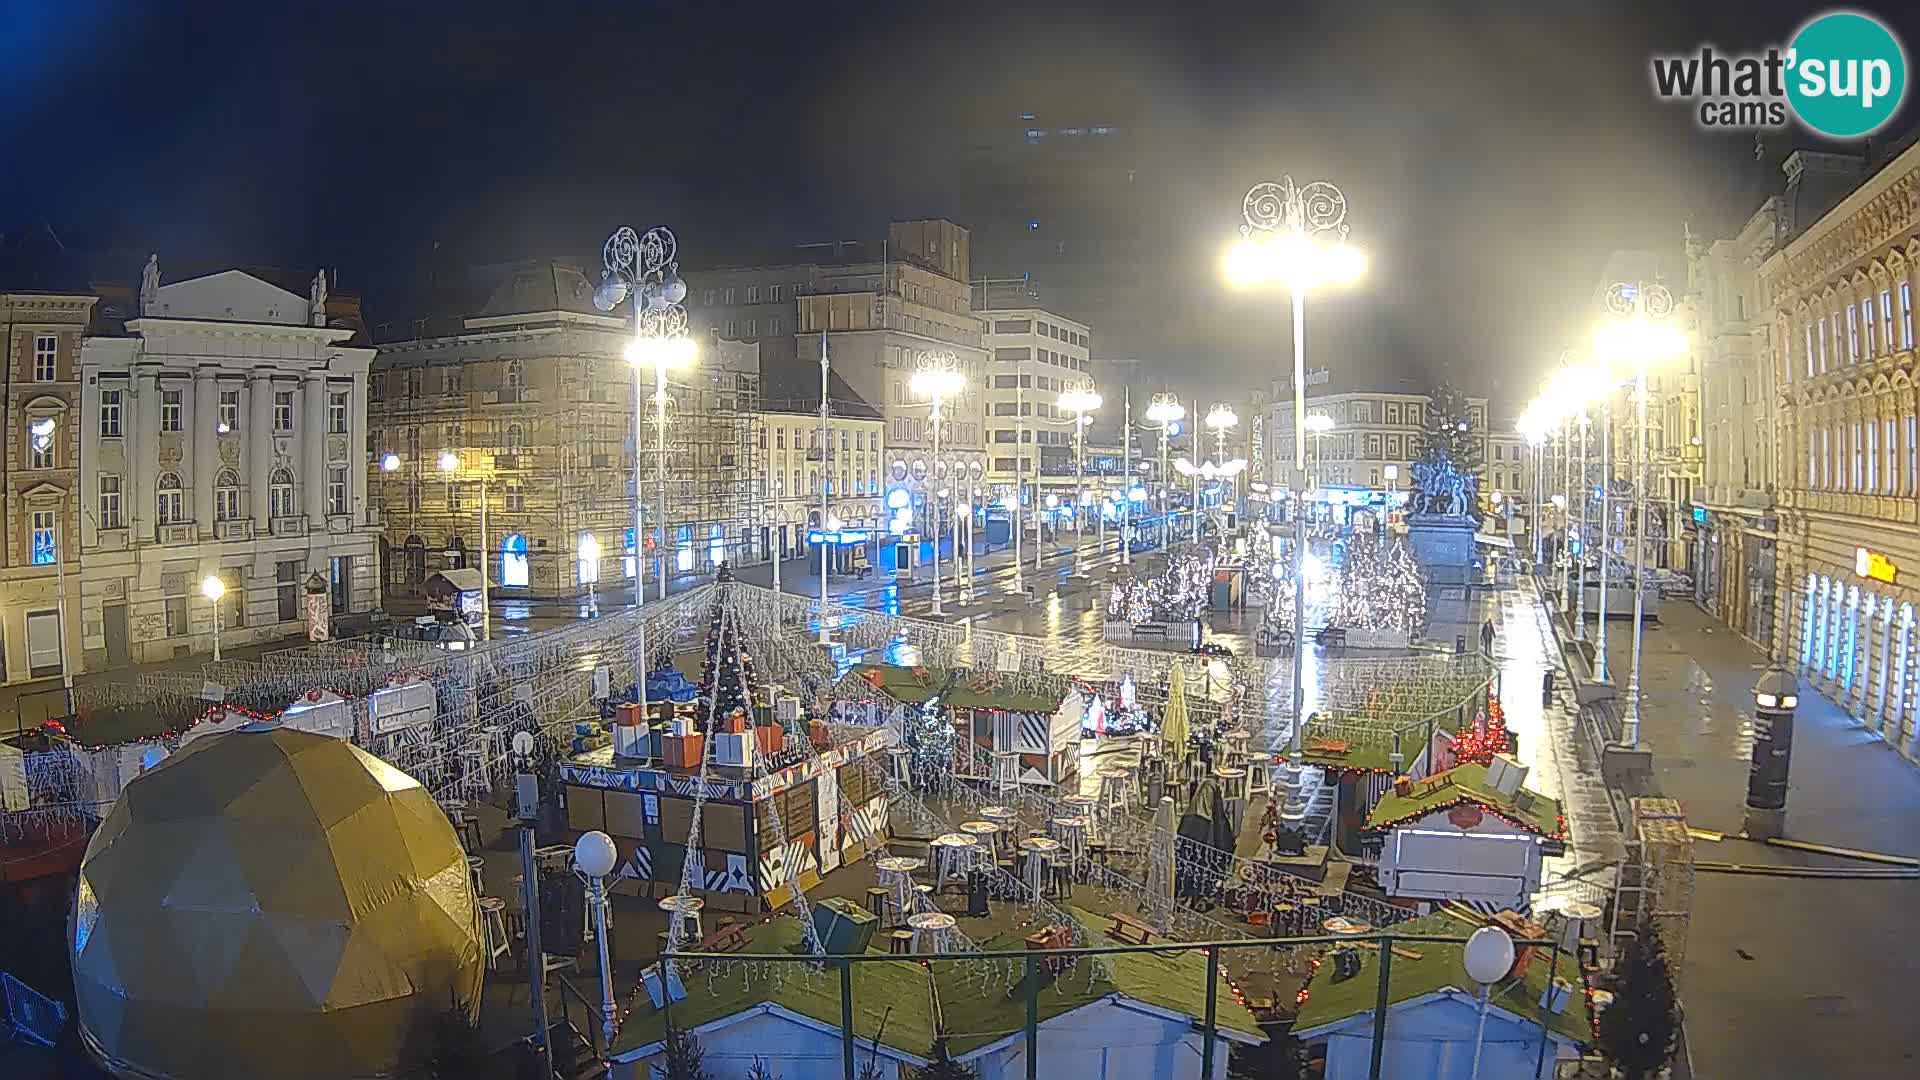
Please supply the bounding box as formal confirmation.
[1597,931,1679,1080]
[661,1026,713,1080]
[1450,698,1512,767]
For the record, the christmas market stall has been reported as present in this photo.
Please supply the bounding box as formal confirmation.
[845,662,1081,788]
[561,594,897,912]
[1364,757,1566,912]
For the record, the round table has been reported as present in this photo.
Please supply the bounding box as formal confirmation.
[1323,916,1371,936]
[659,894,705,943]
[1019,836,1064,899]
[931,833,981,892]
[875,856,925,917]
[906,910,958,953]
[1212,765,1249,803]
[960,820,1005,862]
[1050,816,1090,878]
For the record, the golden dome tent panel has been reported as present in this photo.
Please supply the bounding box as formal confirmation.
[69,722,484,1080]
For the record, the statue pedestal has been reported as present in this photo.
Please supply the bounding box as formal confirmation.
[1406,515,1476,585]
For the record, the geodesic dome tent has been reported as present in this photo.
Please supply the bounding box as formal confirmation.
[69,723,484,1080]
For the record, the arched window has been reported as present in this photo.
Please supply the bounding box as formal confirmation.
[270,467,296,519]
[214,468,241,521]
[505,360,524,393]
[500,533,529,588]
[505,423,525,451]
[156,472,184,525]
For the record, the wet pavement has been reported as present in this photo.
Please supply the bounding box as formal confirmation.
[1593,598,1920,1078]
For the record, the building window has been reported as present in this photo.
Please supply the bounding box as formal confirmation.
[30,510,55,565]
[328,391,349,434]
[703,289,715,305]
[1816,318,1828,371]
[505,422,525,451]
[723,288,735,304]
[156,472,185,525]
[99,389,122,437]
[219,389,239,432]
[1882,290,1897,355]
[277,561,301,622]
[1806,322,1816,377]
[1868,421,1878,491]
[165,597,187,638]
[274,391,295,431]
[505,359,524,393]
[28,418,54,469]
[448,482,463,513]
[746,285,761,303]
[769,316,784,334]
[98,475,123,530]
[1903,283,1916,350]
[1886,417,1898,495]
[327,466,348,516]
[1907,415,1918,494]
[270,467,296,519]
[1853,422,1864,490]
[157,388,183,432]
[215,469,241,521]
[504,481,524,512]
[725,320,738,337]
[1861,298,1876,358]
[33,335,56,381]
[443,368,463,395]
[770,284,784,303]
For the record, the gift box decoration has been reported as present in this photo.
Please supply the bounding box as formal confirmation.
[753,724,784,755]
[808,719,830,750]
[714,732,754,767]
[722,709,749,735]
[662,733,705,769]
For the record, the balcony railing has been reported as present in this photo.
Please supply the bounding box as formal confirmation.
[215,520,254,542]
[271,515,308,537]
[155,523,195,546]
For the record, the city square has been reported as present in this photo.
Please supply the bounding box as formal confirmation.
[4,5,1920,1079]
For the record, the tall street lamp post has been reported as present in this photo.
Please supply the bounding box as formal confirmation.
[1595,394,1614,680]
[1206,403,1239,521]
[1143,395,1184,552]
[201,574,226,662]
[1059,386,1102,577]
[1225,176,1365,822]
[597,225,692,607]
[439,450,491,641]
[579,534,600,616]
[1594,281,1686,747]
[911,354,965,617]
[30,418,75,712]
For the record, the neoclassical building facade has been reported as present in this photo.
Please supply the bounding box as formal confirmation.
[1761,145,1920,761]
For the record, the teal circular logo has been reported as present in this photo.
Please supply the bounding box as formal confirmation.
[1787,11,1907,137]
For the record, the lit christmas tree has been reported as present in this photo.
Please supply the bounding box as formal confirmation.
[698,597,760,722]
[901,670,960,790]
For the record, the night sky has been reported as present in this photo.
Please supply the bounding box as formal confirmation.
[5,1,1916,413]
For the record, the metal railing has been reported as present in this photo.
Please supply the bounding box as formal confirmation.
[660,931,1574,1080]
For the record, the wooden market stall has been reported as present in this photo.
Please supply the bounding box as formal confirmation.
[560,725,895,912]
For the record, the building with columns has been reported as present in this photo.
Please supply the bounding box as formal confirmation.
[77,265,380,667]
[2,289,96,688]
[1760,144,1920,761]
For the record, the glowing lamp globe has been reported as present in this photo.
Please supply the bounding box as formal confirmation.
[574,830,618,878]
[69,725,483,1080]
[1462,925,1516,985]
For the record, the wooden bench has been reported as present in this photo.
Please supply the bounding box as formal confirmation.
[1107,912,1155,945]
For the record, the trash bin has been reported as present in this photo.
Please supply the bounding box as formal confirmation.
[1541,670,1556,706]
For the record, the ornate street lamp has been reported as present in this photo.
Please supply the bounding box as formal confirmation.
[1058,385,1102,577]
[599,225,693,607]
[910,352,965,617]
[1224,176,1365,822]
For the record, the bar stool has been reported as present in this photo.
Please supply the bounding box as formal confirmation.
[1061,795,1099,839]
[990,751,1021,796]
[466,855,487,899]
[1221,730,1250,768]
[887,929,916,955]
[1212,766,1248,804]
[1246,757,1273,797]
[479,897,510,969]
[1050,816,1089,878]
[866,887,891,918]
[1097,765,1133,815]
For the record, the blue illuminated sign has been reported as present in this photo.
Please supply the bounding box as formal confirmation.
[807,530,870,545]
[1692,505,1707,524]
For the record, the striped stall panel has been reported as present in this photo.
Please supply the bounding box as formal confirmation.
[1016,712,1049,755]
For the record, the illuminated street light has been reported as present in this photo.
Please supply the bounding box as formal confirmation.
[201,574,227,662]
[1057,386,1102,576]
[910,355,967,615]
[602,223,692,607]
[437,450,491,640]
[579,533,601,614]
[380,452,401,473]
[1593,280,1687,746]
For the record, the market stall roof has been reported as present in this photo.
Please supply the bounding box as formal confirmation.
[613,906,1261,1060]
[426,567,486,595]
[1293,911,1591,1045]
[1364,761,1563,838]
[846,663,1065,714]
